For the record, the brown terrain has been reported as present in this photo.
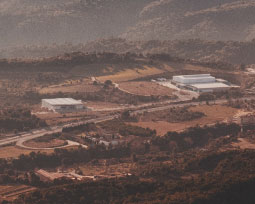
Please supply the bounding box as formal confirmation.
[23,139,67,149]
[118,81,174,96]
[129,105,239,136]
[0,146,53,159]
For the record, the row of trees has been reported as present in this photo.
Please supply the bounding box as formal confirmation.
[99,119,156,137]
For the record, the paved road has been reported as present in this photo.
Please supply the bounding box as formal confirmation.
[0,96,254,148]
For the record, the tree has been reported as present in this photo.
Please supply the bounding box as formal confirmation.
[240,63,246,70]
[104,80,112,86]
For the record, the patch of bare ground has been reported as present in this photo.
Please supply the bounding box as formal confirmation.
[118,81,174,96]
[39,80,100,94]
[86,101,124,110]
[189,105,238,122]
[23,139,67,149]
[97,66,164,82]
[0,146,53,159]
[129,105,239,136]
[232,138,255,150]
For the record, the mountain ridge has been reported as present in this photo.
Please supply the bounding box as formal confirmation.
[1,0,255,48]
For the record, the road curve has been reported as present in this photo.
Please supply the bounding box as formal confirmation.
[0,115,118,148]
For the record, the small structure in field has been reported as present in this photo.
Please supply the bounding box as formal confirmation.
[36,169,93,181]
[172,74,237,93]
[42,98,85,113]
[240,114,255,126]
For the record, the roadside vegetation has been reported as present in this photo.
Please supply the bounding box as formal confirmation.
[0,108,47,133]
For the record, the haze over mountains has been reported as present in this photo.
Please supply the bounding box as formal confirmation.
[122,0,255,41]
[1,0,255,48]
[0,0,153,47]
[1,0,255,65]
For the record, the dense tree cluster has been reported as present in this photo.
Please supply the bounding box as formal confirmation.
[0,108,47,133]
[141,107,205,123]
[99,120,156,137]
[152,123,241,151]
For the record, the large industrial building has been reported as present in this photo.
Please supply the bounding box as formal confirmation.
[172,74,236,93]
[173,74,216,84]
[42,98,84,113]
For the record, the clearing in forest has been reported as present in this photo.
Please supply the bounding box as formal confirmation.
[129,105,239,136]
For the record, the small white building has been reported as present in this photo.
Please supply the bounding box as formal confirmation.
[42,98,84,113]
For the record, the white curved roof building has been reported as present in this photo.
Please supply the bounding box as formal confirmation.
[42,98,84,113]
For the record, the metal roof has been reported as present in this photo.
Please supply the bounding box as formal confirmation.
[190,82,230,89]
[176,74,211,78]
[42,98,83,106]
[172,74,216,84]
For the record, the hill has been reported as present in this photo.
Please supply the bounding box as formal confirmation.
[122,0,255,41]
[1,0,255,48]
[2,38,255,65]
[0,0,153,47]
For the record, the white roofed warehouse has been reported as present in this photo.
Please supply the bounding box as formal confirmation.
[172,74,238,93]
[173,74,216,84]
[42,98,85,113]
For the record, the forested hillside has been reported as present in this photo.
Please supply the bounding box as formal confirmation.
[1,0,255,48]
[122,0,255,41]
[0,0,153,47]
[2,38,255,65]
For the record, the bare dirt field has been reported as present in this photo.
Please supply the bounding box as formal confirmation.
[160,62,214,73]
[189,105,238,122]
[97,66,164,82]
[129,105,239,136]
[39,79,100,94]
[118,81,174,96]
[232,138,255,150]
[23,139,67,149]
[86,101,124,110]
[0,146,53,159]
[0,185,36,201]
